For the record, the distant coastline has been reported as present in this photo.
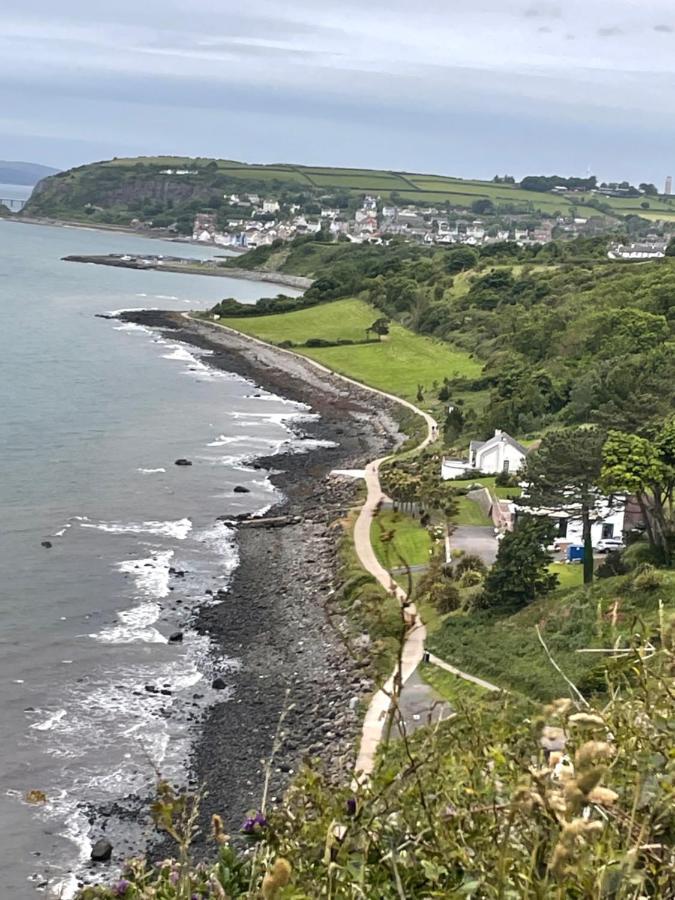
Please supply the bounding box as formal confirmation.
[63,252,313,290]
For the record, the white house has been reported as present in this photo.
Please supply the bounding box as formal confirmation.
[516,496,628,548]
[262,199,280,214]
[441,429,528,479]
[469,430,528,475]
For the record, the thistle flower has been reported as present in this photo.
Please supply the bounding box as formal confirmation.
[112,881,131,897]
[211,813,229,844]
[261,858,292,899]
[568,712,606,728]
[574,741,613,768]
[241,810,268,836]
[588,786,619,807]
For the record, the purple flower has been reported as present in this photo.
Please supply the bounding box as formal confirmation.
[112,880,131,897]
[346,797,357,817]
[170,869,180,885]
[241,810,268,835]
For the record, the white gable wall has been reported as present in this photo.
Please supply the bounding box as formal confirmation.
[475,441,525,475]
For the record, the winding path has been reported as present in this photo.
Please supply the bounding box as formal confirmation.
[185,314,496,775]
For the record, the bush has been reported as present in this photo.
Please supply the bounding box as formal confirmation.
[623,540,664,570]
[435,581,461,613]
[304,337,333,347]
[495,470,520,488]
[454,553,487,578]
[631,563,664,592]
[596,550,629,579]
[458,569,484,588]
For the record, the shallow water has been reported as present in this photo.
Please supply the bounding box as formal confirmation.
[0,220,307,896]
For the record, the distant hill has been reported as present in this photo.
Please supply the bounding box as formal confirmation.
[22,155,675,228]
[0,160,60,186]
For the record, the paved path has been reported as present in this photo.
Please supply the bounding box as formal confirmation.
[187,315,495,773]
[450,525,499,566]
[426,653,502,693]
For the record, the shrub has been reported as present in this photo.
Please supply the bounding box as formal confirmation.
[631,564,664,592]
[458,569,484,588]
[623,540,664,570]
[435,581,461,613]
[596,550,629,579]
[454,553,487,579]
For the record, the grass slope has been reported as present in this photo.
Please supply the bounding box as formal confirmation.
[216,298,481,403]
[428,572,674,701]
[371,509,433,569]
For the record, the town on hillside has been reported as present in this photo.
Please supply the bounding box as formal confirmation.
[188,190,672,259]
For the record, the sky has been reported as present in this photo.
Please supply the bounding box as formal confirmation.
[1,0,674,185]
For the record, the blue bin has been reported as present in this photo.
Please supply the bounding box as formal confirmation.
[567,545,584,563]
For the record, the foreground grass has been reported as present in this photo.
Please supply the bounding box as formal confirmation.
[418,660,491,707]
[550,561,584,590]
[216,298,481,403]
[428,572,674,701]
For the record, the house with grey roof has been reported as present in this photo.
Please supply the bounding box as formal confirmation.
[441,429,528,479]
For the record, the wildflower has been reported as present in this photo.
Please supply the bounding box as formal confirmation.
[261,858,292,899]
[211,814,229,844]
[588,786,618,807]
[574,741,613,768]
[546,698,573,717]
[345,797,357,817]
[170,869,180,885]
[562,818,604,840]
[112,881,131,897]
[568,712,606,728]
[241,810,268,836]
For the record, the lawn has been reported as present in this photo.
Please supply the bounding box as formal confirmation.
[216,298,482,403]
[550,562,584,590]
[449,476,522,501]
[371,509,433,569]
[455,496,493,526]
[428,572,674,701]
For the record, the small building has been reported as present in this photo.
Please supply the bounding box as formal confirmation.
[262,199,280,214]
[441,429,528,479]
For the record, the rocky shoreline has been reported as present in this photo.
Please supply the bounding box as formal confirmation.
[114,311,403,852]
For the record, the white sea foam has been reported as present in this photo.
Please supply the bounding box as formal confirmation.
[119,549,174,598]
[31,709,67,732]
[81,518,192,539]
[138,466,166,474]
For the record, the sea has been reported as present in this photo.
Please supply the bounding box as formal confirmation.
[0,204,315,896]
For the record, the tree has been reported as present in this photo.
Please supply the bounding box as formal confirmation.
[521,426,606,584]
[601,421,675,566]
[666,238,675,257]
[480,516,558,610]
[639,182,658,196]
[366,317,390,341]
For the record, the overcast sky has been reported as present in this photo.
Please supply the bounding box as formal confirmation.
[1,0,674,184]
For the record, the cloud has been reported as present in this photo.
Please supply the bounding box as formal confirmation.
[597,26,623,37]
[654,24,673,33]
[523,4,561,18]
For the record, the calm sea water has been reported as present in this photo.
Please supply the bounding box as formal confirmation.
[0,220,313,896]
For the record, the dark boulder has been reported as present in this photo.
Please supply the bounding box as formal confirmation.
[168,631,183,644]
[174,459,192,467]
[90,838,113,862]
[41,541,52,549]
[233,485,250,493]
[212,677,227,690]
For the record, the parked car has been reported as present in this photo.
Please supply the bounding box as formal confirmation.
[594,537,625,554]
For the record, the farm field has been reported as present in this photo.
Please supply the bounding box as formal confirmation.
[215,298,482,403]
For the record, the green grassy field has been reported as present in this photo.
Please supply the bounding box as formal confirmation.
[550,562,584,590]
[215,298,481,403]
[371,509,433,569]
[428,572,674,701]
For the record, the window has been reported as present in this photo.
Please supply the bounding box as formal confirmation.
[503,459,510,474]
[602,523,614,539]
